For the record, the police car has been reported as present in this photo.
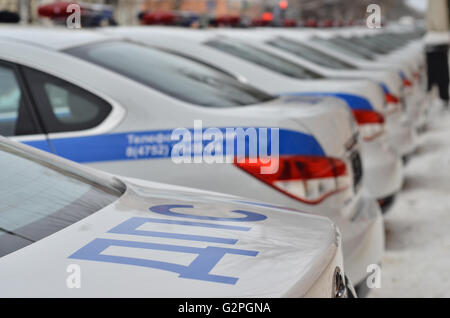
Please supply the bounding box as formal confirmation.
[102,26,403,211]
[0,137,355,297]
[309,28,428,131]
[211,28,419,158]
[0,27,384,289]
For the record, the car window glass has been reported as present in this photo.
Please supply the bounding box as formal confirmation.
[267,37,357,70]
[0,142,122,257]
[23,67,112,133]
[65,41,274,108]
[205,38,323,79]
[0,64,38,136]
[311,37,375,61]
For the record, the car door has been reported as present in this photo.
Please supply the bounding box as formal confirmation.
[0,61,52,152]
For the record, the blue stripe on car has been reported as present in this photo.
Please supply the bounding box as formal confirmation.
[23,128,325,163]
[279,92,374,110]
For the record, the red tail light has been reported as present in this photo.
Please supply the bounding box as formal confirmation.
[234,156,351,204]
[384,93,403,115]
[385,93,400,104]
[403,78,413,87]
[352,110,385,141]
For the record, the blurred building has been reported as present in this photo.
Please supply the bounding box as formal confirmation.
[0,0,424,25]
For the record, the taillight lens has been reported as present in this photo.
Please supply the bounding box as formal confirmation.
[234,156,351,204]
[385,93,402,115]
[352,110,385,142]
[403,78,413,87]
[385,93,400,104]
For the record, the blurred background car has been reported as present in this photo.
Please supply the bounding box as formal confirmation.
[213,29,420,159]
[106,26,403,212]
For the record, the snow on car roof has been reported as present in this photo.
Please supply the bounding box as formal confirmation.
[101,26,214,43]
[0,26,119,50]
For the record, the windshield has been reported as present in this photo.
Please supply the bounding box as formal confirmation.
[267,37,357,70]
[66,41,274,108]
[205,38,323,79]
[0,141,123,257]
[311,37,376,61]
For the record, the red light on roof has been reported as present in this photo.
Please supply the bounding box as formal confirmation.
[279,0,289,10]
[283,19,297,27]
[321,19,334,28]
[38,1,78,18]
[261,12,273,22]
[304,19,318,28]
[141,11,176,25]
[216,15,240,26]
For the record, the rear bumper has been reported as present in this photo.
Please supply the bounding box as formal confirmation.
[344,199,385,285]
[361,133,404,199]
[385,112,418,156]
[405,83,428,129]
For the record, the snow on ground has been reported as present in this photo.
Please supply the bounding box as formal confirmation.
[370,107,450,298]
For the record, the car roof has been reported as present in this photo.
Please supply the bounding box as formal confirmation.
[0,26,119,50]
[101,26,214,43]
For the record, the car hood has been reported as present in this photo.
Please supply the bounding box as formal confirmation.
[0,177,341,297]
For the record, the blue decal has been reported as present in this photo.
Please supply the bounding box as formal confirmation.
[380,83,390,94]
[108,217,247,244]
[110,217,251,232]
[69,205,267,285]
[150,204,267,222]
[69,238,258,285]
[23,127,325,163]
[279,92,374,111]
[21,139,53,153]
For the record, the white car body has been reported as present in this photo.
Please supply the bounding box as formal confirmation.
[0,137,353,298]
[102,27,403,205]
[311,27,428,130]
[213,28,419,157]
[221,29,404,97]
[0,27,383,286]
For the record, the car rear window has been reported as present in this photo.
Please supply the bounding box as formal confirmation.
[0,141,123,257]
[350,37,391,54]
[311,37,376,61]
[204,38,323,79]
[266,37,357,70]
[65,41,274,108]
